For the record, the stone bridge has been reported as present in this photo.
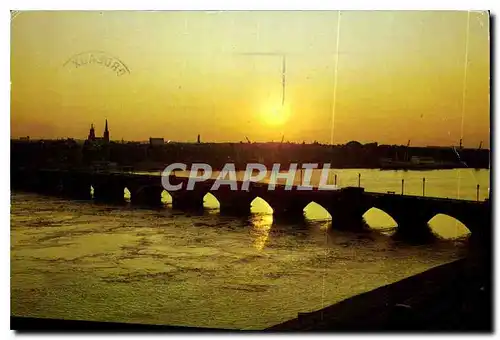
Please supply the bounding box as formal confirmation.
[11,168,491,238]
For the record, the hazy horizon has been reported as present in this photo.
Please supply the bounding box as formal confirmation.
[11,11,490,147]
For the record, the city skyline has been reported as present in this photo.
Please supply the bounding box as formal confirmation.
[11,11,490,147]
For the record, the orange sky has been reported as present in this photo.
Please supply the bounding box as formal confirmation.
[11,11,490,147]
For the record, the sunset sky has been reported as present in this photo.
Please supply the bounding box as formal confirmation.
[11,11,490,147]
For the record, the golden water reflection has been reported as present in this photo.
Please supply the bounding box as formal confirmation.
[249,198,273,250]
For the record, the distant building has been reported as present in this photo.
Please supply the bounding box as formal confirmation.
[345,141,362,148]
[364,142,378,148]
[149,137,165,146]
[86,119,110,144]
[19,136,30,141]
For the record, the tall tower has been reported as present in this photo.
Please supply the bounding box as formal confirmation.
[88,124,96,141]
[103,119,109,142]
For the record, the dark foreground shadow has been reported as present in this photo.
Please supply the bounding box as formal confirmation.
[10,316,238,333]
[266,249,492,332]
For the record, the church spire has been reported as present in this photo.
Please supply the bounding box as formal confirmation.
[88,123,95,141]
[103,119,109,142]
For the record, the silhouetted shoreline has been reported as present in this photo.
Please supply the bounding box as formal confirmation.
[11,139,490,172]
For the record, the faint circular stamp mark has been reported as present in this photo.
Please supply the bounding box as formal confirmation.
[63,51,131,77]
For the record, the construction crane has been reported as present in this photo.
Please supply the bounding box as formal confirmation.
[404,140,411,161]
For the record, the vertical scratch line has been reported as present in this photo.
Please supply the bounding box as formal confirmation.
[460,10,471,146]
[322,10,342,322]
[282,55,286,107]
[457,11,471,204]
[455,11,471,236]
[330,11,342,145]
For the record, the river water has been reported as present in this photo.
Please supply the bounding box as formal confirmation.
[10,169,489,329]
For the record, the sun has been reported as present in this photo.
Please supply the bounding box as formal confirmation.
[261,104,290,126]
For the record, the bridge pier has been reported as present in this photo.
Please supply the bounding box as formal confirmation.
[458,203,491,244]
[330,208,366,231]
[392,213,434,243]
[11,168,29,191]
[329,187,367,231]
[93,182,125,203]
[61,173,92,200]
[171,191,204,211]
[215,192,254,216]
[62,180,92,200]
[219,200,252,216]
[36,170,63,196]
[130,186,163,207]
[256,192,309,221]
[272,205,306,221]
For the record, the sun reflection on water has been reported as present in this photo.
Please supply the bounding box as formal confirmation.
[250,213,273,251]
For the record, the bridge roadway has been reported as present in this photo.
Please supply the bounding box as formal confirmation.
[12,168,491,238]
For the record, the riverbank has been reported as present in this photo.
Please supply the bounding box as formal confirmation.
[266,246,492,332]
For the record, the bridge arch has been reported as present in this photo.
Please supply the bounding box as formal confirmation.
[128,184,165,206]
[124,187,131,201]
[250,196,273,214]
[203,192,220,210]
[362,207,398,233]
[427,213,471,239]
[303,201,332,221]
